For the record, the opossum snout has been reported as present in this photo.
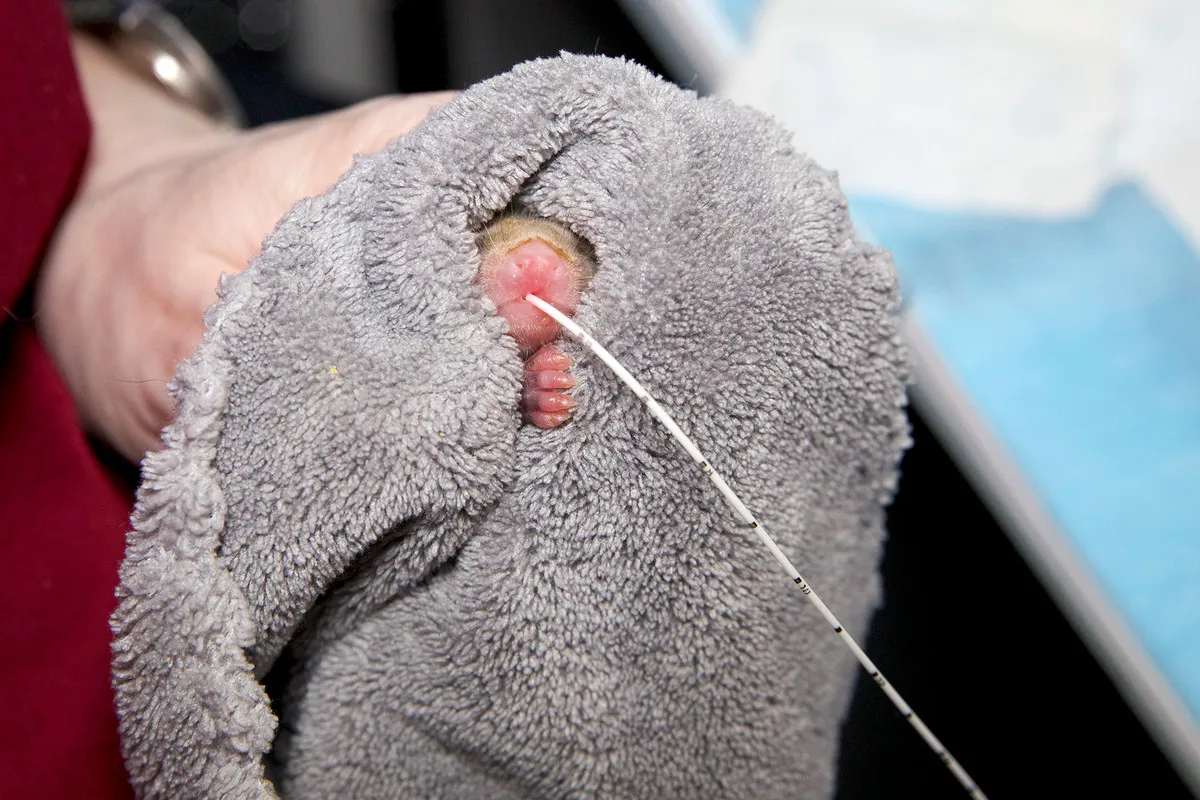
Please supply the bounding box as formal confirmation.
[479,238,583,353]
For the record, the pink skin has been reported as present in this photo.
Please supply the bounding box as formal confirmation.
[478,238,583,427]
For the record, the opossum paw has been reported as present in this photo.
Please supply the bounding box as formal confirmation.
[524,344,576,428]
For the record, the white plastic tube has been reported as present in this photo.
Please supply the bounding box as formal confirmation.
[527,294,987,800]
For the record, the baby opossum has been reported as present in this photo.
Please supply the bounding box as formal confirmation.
[476,211,596,428]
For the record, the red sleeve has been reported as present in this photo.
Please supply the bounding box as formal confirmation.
[0,3,135,797]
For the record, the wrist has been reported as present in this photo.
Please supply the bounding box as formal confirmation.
[70,32,233,199]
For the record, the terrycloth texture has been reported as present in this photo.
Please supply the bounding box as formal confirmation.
[110,55,908,799]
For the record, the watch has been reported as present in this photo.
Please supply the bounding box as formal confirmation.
[66,0,246,128]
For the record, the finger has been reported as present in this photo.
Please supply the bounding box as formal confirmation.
[523,387,576,413]
[527,343,573,372]
[337,91,459,155]
[528,410,572,429]
[525,369,576,391]
[233,92,457,237]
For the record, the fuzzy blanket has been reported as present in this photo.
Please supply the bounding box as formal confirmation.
[110,54,909,799]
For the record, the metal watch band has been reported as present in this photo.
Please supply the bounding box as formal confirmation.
[67,0,246,128]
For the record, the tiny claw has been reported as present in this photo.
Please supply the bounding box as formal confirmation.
[526,389,577,413]
[527,343,573,371]
[529,409,572,429]
[528,370,576,390]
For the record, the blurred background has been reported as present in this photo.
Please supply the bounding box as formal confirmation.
[157,0,675,121]
[160,1,1200,797]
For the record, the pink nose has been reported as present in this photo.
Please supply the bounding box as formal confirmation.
[505,241,561,291]
[480,239,582,353]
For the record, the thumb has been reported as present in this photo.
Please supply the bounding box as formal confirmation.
[241,92,458,208]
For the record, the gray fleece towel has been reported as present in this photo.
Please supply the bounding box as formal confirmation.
[110,54,909,799]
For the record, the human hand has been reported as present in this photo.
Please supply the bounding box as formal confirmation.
[39,35,453,463]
